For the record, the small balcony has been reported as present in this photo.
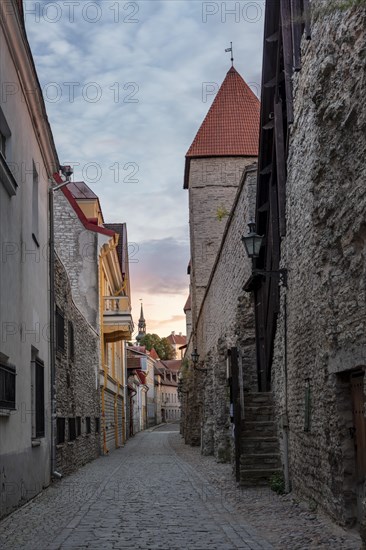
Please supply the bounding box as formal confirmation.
[103,296,133,342]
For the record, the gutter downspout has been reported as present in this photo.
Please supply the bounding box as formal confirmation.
[49,172,72,480]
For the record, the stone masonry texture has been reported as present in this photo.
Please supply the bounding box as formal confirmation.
[271,1,366,529]
[55,255,100,475]
[183,164,258,462]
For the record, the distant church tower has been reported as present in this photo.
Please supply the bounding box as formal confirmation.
[136,302,146,343]
[184,65,260,334]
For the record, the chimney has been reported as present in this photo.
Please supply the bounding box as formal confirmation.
[179,332,182,336]
[171,331,175,335]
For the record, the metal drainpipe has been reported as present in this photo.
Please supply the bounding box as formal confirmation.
[283,290,290,493]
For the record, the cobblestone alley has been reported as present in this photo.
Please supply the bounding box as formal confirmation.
[0,424,362,550]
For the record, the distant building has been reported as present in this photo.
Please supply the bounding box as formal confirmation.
[156,360,181,422]
[166,332,187,359]
[127,346,157,430]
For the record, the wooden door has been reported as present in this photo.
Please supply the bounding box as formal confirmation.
[351,372,366,521]
[351,372,366,482]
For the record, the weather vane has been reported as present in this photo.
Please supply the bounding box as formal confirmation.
[225,42,234,67]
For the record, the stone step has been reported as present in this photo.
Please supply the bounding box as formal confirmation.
[241,421,277,437]
[244,406,274,421]
[240,468,283,487]
[244,392,273,405]
[241,436,279,454]
[240,453,281,469]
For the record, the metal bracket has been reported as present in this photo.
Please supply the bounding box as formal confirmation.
[252,268,288,288]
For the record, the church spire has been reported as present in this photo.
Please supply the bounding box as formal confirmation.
[136,300,146,343]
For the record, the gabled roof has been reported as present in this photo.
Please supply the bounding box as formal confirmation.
[184,66,260,188]
[160,359,182,372]
[166,333,186,346]
[149,348,160,360]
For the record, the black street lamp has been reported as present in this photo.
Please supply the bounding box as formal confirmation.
[242,222,287,287]
[191,348,200,367]
[191,348,207,373]
[241,222,263,259]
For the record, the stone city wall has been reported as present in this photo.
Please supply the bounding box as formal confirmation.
[272,1,366,527]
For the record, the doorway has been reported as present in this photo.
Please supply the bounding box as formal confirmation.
[351,370,366,522]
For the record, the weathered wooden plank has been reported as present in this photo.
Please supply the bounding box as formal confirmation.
[274,98,287,237]
[303,0,312,40]
[291,0,303,70]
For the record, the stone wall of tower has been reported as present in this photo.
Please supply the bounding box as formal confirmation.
[271,2,366,528]
[188,156,257,325]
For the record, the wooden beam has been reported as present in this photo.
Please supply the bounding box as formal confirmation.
[280,0,294,123]
[291,0,303,71]
[274,98,287,237]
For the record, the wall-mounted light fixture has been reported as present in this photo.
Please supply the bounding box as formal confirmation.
[242,222,287,287]
[191,348,207,373]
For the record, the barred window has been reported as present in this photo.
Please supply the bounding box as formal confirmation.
[57,417,65,444]
[86,417,91,434]
[0,362,16,410]
[68,418,76,441]
[56,307,65,352]
[35,358,45,438]
[76,416,81,437]
[68,321,74,360]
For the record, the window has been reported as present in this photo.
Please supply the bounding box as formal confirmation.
[56,307,65,352]
[35,358,45,438]
[0,106,17,196]
[0,361,16,410]
[68,321,74,361]
[76,416,81,437]
[32,161,39,246]
[57,417,65,444]
[68,418,76,441]
[86,417,91,434]
[95,417,100,433]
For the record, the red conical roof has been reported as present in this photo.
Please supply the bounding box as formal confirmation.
[184,67,260,188]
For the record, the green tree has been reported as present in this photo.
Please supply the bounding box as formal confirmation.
[139,333,176,360]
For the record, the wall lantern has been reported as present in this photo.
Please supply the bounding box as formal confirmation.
[191,348,200,367]
[242,221,287,288]
[191,348,207,373]
[241,222,263,259]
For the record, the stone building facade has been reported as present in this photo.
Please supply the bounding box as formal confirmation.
[269,0,366,529]
[182,66,260,466]
[54,255,100,475]
[182,166,258,459]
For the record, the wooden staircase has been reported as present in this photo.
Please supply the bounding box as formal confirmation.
[240,392,282,486]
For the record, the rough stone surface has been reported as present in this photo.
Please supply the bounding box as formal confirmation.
[0,425,360,550]
[272,1,366,529]
[55,255,100,476]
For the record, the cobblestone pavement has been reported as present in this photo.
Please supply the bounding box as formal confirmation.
[0,424,362,550]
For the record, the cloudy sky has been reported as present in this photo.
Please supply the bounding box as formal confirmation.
[25,0,264,338]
